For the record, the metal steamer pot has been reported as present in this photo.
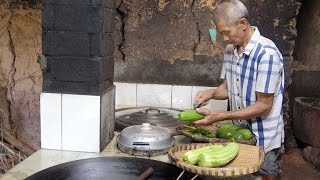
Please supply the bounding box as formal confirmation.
[115,107,182,135]
[117,123,175,157]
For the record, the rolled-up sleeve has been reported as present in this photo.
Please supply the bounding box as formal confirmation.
[256,54,283,93]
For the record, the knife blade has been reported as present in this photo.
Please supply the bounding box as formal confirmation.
[193,102,202,109]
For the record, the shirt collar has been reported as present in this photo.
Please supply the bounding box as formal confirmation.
[242,26,261,56]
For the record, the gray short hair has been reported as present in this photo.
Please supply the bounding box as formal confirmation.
[213,0,249,25]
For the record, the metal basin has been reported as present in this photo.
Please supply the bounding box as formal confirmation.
[25,157,201,180]
[293,97,320,148]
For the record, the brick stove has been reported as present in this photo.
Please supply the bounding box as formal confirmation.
[40,0,116,153]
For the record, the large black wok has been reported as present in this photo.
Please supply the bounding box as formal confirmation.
[26,157,202,180]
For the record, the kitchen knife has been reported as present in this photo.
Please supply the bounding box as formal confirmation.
[193,102,202,109]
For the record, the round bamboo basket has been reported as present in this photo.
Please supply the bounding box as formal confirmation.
[176,124,257,145]
[168,143,264,177]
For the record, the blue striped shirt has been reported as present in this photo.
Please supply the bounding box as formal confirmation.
[220,27,284,153]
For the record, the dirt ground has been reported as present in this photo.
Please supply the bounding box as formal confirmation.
[278,148,320,180]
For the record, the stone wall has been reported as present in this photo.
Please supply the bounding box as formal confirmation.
[114,0,301,87]
[0,2,42,149]
[293,0,320,72]
[289,0,320,149]
[291,0,320,99]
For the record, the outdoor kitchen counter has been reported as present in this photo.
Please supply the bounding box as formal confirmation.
[0,132,192,180]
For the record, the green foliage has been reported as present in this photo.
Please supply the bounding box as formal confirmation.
[184,126,215,138]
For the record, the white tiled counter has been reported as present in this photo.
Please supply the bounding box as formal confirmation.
[1,132,261,180]
[114,82,228,111]
[0,132,192,180]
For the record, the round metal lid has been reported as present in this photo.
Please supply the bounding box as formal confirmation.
[115,107,182,135]
[117,123,175,151]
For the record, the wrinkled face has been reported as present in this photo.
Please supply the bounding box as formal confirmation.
[215,18,246,46]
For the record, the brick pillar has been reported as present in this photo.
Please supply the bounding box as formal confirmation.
[41,0,116,152]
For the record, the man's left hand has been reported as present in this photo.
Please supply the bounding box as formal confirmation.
[193,108,224,125]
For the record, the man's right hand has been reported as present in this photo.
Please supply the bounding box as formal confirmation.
[194,89,214,105]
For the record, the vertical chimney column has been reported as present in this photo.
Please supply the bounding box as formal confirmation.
[40,0,116,152]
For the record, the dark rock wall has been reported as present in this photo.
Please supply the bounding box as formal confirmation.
[291,0,320,99]
[114,0,301,87]
[114,0,223,86]
[293,0,320,72]
[289,0,320,148]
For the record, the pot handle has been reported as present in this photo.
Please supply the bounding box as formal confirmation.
[133,142,151,158]
[145,108,160,114]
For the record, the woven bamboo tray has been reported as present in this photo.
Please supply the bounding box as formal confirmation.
[168,143,264,177]
[176,124,257,145]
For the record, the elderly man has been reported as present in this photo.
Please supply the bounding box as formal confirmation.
[193,0,284,179]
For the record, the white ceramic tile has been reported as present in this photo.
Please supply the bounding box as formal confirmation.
[172,85,192,110]
[114,82,137,106]
[158,85,173,107]
[210,99,228,111]
[191,86,214,105]
[137,84,172,107]
[40,93,62,150]
[191,86,228,111]
[61,94,100,153]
